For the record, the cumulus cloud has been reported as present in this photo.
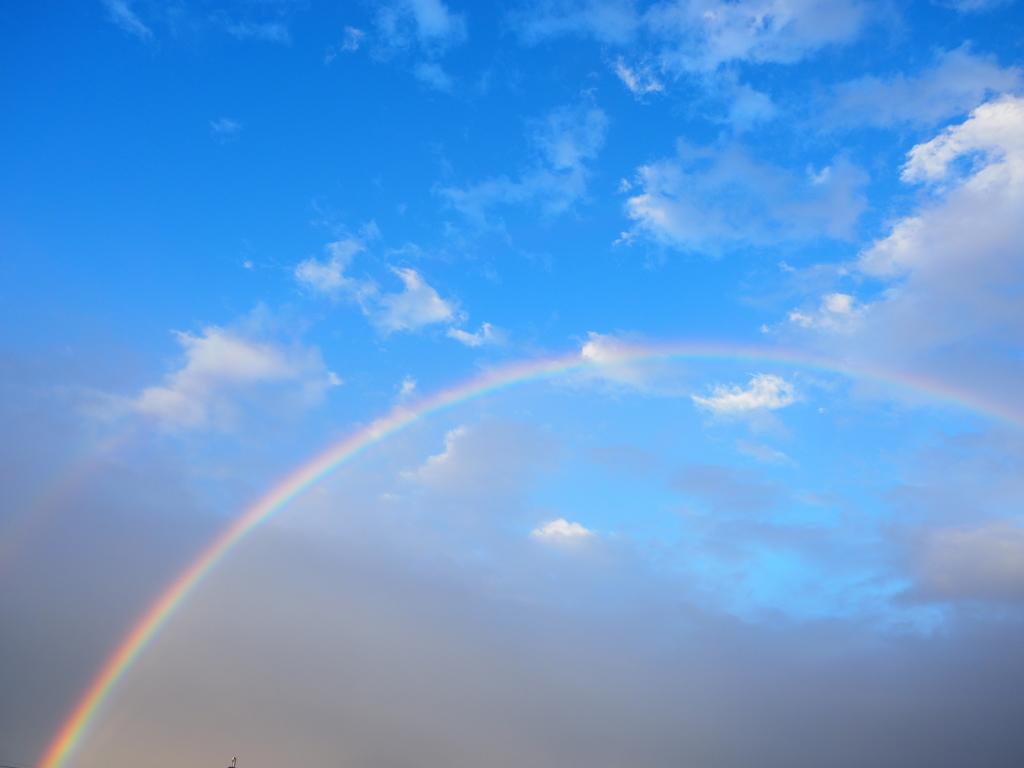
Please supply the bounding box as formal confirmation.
[825,47,1022,129]
[295,237,369,296]
[406,420,561,503]
[787,292,864,333]
[692,374,797,413]
[374,267,458,332]
[439,104,608,224]
[133,327,339,431]
[570,332,695,395]
[575,331,667,391]
[531,518,595,541]
[103,0,152,39]
[296,237,459,334]
[621,141,867,253]
[787,95,1024,405]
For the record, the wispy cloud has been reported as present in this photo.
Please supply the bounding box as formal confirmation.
[210,118,243,142]
[326,26,366,62]
[375,0,467,52]
[621,142,867,252]
[439,104,608,224]
[515,0,866,71]
[372,0,467,90]
[614,57,664,96]
[824,46,1022,129]
[447,323,502,347]
[103,0,152,39]
[736,439,795,465]
[226,21,291,43]
[295,236,463,335]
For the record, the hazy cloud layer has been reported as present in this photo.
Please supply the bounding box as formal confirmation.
[787,95,1024,410]
[621,142,867,251]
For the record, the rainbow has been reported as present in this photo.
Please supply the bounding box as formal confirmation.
[38,341,1024,768]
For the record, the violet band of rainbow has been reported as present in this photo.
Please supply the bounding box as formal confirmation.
[39,343,1024,768]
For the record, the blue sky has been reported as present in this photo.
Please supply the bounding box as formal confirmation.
[3,1,1024,766]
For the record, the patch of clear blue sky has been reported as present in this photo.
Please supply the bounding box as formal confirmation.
[0,1,1021,607]
[2,1,1019,376]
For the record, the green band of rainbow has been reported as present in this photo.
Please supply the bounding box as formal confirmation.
[39,343,1024,768]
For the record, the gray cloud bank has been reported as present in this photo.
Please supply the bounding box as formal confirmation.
[76,528,1024,768]
[5,355,1024,768]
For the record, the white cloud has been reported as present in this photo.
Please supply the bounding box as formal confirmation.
[295,237,370,296]
[375,0,467,53]
[578,331,656,389]
[531,518,595,542]
[399,376,417,398]
[134,327,339,431]
[439,104,608,223]
[296,237,462,335]
[374,267,457,332]
[898,94,1024,186]
[572,332,693,394]
[915,521,1024,602]
[413,61,455,92]
[614,58,664,95]
[447,322,502,347]
[407,420,560,500]
[788,96,1024,400]
[515,0,865,70]
[826,47,1021,129]
[647,0,866,72]
[326,29,365,64]
[103,0,152,39]
[787,292,864,333]
[580,330,635,364]
[621,142,867,252]
[692,374,797,413]
[342,26,365,51]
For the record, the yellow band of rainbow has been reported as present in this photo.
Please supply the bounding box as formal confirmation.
[39,343,1024,768]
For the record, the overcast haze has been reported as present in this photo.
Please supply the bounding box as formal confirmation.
[2,1,1024,767]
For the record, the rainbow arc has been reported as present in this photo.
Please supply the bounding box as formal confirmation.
[39,342,1024,768]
